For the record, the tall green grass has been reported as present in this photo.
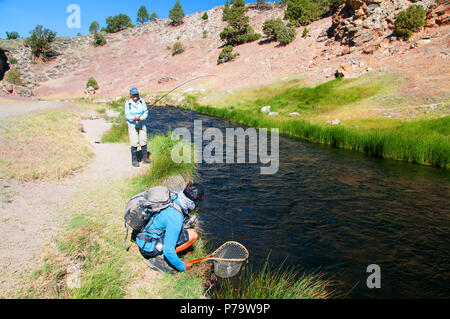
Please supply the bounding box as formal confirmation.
[193,106,449,169]
[101,121,128,143]
[213,260,334,299]
[129,132,197,193]
[253,78,381,113]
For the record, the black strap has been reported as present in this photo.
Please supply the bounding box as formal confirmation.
[123,223,129,248]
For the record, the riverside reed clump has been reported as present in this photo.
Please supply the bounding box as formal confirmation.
[212,260,334,299]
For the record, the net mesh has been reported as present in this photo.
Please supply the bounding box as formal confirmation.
[211,242,249,278]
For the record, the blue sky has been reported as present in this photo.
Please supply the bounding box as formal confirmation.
[0,0,261,38]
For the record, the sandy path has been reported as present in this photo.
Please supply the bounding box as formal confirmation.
[0,106,145,297]
[0,97,66,120]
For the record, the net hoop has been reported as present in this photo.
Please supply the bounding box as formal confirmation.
[210,241,249,262]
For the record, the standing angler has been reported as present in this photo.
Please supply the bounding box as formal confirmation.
[125,87,151,167]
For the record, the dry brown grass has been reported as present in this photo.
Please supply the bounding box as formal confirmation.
[0,109,93,181]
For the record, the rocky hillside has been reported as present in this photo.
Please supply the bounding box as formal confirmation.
[0,0,448,100]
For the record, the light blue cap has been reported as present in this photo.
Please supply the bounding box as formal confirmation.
[130,87,139,95]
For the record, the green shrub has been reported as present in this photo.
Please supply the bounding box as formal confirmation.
[263,19,285,41]
[6,31,20,40]
[202,12,209,20]
[25,25,57,61]
[395,5,425,40]
[86,77,99,90]
[5,68,23,85]
[263,18,297,45]
[92,33,106,47]
[105,14,133,33]
[169,0,185,26]
[172,41,185,56]
[284,0,325,26]
[217,45,239,64]
[326,0,345,14]
[277,26,297,45]
[302,27,310,37]
[8,57,18,64]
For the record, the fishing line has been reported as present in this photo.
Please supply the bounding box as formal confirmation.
[148,75,219,107]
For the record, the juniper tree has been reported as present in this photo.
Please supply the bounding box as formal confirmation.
[89,21,99,34]
[150,12,159,21]
[220,0,261,46]
[169,0,185,26]
[25,25,57,61]
[137,5,150,25]
[6,31,20,40]
[223,0,231,21]
[105,14,133,33]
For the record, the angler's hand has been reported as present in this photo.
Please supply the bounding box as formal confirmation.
[184,261,194,271]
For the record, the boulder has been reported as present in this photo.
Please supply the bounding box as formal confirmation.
[105,110,120,119]
[0,82,33,97]
[331,119,341,125]
[261,106,271,114]
[84,86,96,96]
[81,111,100,120]
[161,174,187,191]
[158,76,178,84]
[66,264,82,289]
[335,69,346,78]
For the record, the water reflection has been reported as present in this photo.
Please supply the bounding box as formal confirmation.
[147,107,450,298]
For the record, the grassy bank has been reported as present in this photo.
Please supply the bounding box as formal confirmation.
[0,109,93,181]
[14,132,206,299]
[193,75,449,169]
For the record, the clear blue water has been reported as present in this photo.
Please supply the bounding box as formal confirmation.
[147,107,450,299]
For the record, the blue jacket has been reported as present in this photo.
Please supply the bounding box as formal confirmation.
[125,98,149,127]
[136,192,187,271]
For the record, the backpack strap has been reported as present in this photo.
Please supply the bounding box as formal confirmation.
[123,223,129,248]
[169,191,189,217]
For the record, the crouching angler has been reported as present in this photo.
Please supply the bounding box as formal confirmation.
[124,184,205,274]
[125,87,151,167]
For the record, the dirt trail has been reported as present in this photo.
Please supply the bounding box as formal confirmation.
[0,103,145,297]
[0,97,66,120]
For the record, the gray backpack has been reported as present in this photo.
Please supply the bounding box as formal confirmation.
[123,186,183,247]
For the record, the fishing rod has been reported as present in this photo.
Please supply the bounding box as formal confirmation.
[148,75,218,107]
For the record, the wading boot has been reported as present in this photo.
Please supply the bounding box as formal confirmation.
[141,145,151,164]
[147,256,176,274]
[131,147,139,167]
